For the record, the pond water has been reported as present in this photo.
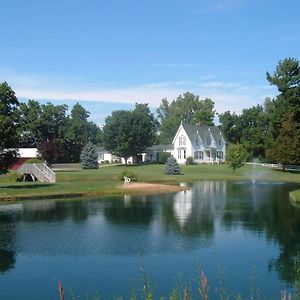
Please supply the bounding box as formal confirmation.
[0,181,300,299]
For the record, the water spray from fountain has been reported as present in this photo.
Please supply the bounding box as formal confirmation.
[249,158,267,184]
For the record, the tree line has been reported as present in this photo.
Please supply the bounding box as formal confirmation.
[0,57,299,173]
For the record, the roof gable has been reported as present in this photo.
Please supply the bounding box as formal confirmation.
[174,123,225,144]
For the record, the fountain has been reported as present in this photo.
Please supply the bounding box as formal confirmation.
[250,158,263,184]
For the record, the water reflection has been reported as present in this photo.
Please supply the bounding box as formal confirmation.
[0,213,17,273]
[0,180,300,297]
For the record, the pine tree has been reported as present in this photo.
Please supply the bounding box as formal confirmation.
[80,142,98,169]
[164,156,181,175]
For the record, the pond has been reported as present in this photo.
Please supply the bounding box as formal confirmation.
[0,180,300,299]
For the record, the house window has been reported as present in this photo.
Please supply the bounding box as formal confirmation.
[99,153,104,160]
[207,135,211,146]
[196,139,198,145]
[219,140,221,146]
[179,135,186,146]
[178,150,181,159]
[194,151,203,159]
[217,151,223,159]
[183,150,186,159]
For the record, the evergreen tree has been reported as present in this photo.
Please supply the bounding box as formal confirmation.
[164,156,181,175]
[80,142,99,169]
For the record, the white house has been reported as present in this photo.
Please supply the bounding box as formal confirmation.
[97,123,226,165]
[171,123,226,164]
[96,147,121,164]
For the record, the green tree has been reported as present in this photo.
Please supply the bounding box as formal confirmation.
[218,111,240,144]
[103,104,156,164]
[18,101,68,146]
[157,92,215,143]
[239,105,269,160]
[18,100,43,147]
[0,82,20,174]
[266,58,300,136]
[266,113,300,170]
[227,144,248,173]
[64,103,102,162]
[80,142,99,169]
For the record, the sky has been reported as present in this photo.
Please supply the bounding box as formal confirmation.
[1,0,299,126]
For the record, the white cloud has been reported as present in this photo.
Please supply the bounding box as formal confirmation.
[2,69,276,117]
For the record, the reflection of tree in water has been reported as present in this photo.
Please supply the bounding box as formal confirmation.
[222,182,300,285]
[104,196,154,224]
[21,200,89,223]
[0,214,17,273]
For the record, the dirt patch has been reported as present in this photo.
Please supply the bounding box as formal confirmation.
[119,182,190,195]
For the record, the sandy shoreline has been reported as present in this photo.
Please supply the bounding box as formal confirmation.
[119,182,190,195]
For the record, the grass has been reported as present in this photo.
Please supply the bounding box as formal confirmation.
[0,163,300,201]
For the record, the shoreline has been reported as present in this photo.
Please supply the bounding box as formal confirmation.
[0,182,190,203]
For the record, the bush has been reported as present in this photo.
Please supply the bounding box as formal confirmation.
[8,171,23,182]
[119,170,138,182]
[164,156,181,175]
[158,152,171,164]
[186,156,194,165]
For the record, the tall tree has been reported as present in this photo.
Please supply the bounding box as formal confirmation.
[64,103,102,162]
[18,101,68,146]
[18,100,43,147]
[239,105,269,160]
[218,111,240,144]
[157,92,215,143]
[103,103,156,164]
[0,82,20,174]
[266,58,300,135]
[266,113,300,170]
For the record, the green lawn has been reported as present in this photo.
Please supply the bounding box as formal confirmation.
[0,164,300,201]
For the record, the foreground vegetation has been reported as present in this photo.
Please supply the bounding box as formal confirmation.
[0,164,300,202]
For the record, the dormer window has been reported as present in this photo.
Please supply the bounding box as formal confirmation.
[219,140,221,146]
[179,135,186,146]
[207,135,211,146]
[196,138,198,145]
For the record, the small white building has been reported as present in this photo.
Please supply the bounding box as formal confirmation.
[171,123,226,164]
[96,147,120,164]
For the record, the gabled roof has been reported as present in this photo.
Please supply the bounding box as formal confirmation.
[180,123,224,144]
[147,144,174,151]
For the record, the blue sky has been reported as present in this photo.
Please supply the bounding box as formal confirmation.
[1,0,299,125]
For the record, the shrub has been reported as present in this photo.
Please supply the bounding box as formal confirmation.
[186,156,194,165]
[80,142,99,169]
[158,152,171,164]
[9,171,23,182]
[164,156,181,175]
[119,170,138,182]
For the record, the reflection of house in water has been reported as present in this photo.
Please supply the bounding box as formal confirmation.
[193,181,226,196]
[173,189,193,228]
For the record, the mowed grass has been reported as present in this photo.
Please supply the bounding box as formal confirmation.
[0,163,299,200]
